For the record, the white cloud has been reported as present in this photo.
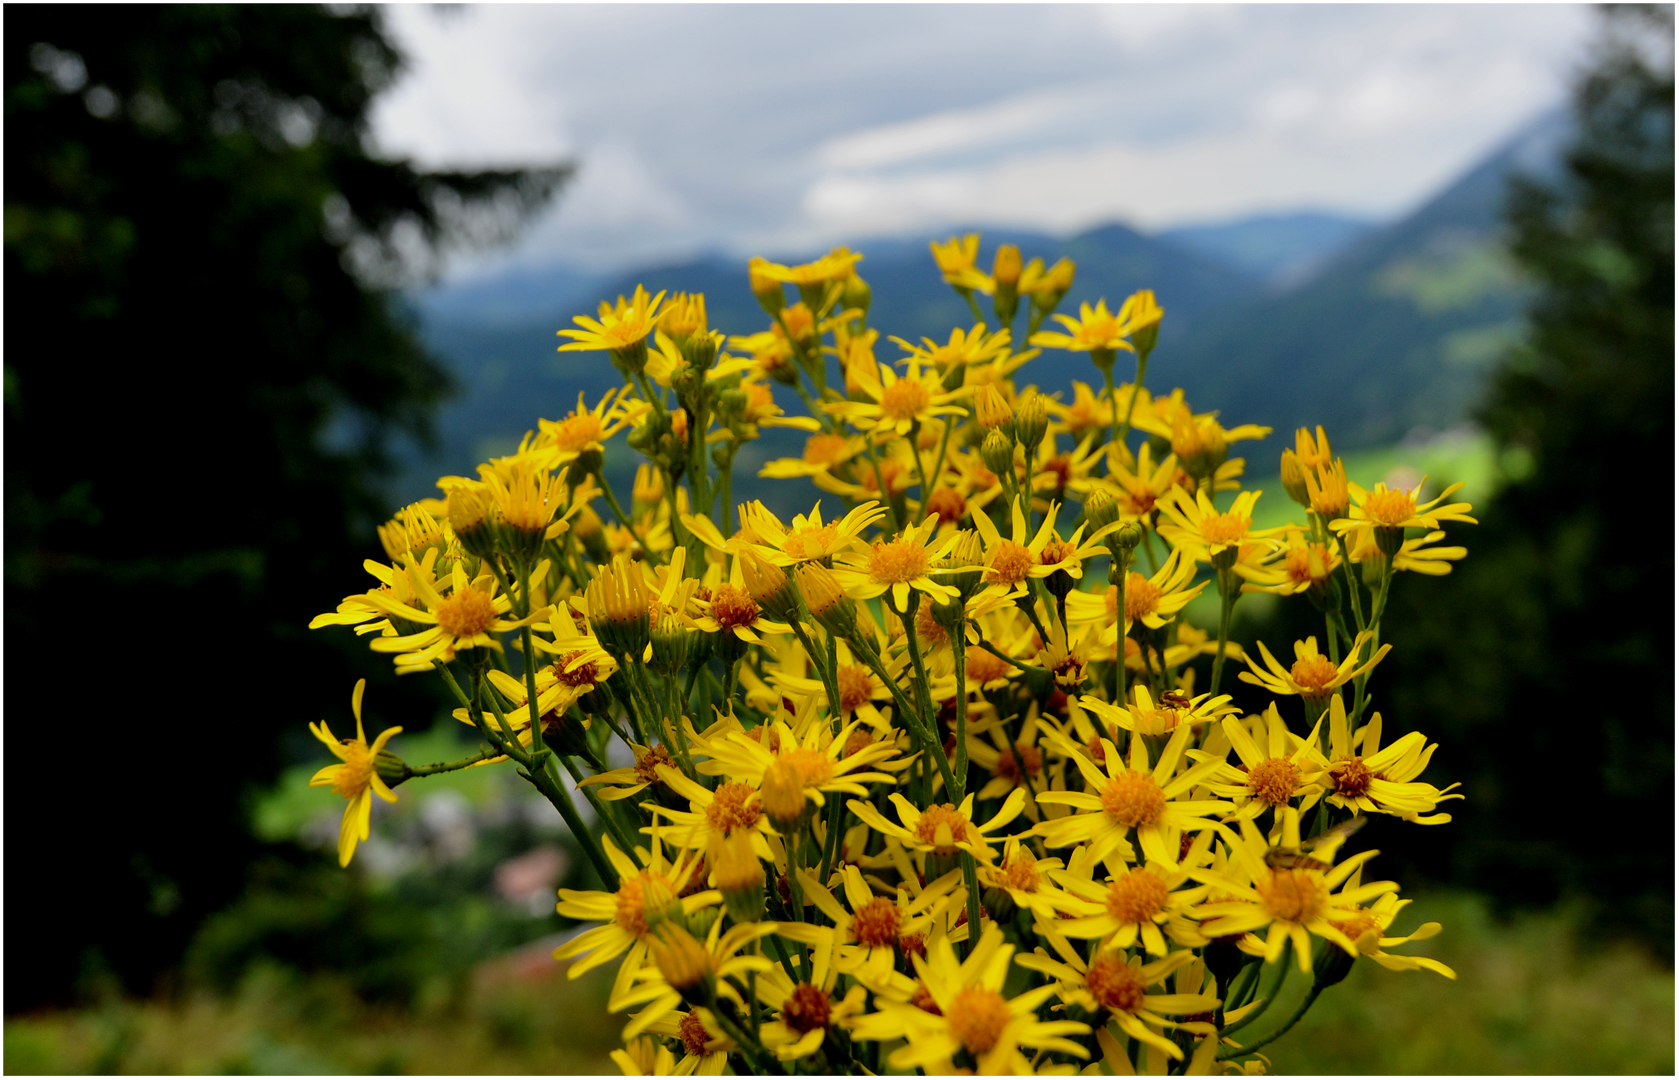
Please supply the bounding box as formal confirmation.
[369,3,1598,280]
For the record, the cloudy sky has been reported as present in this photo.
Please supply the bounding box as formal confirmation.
[370,3,1597,280]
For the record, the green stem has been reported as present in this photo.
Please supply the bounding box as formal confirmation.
[1115,351,1148,452]
[952,618,969,790]
[961,288,985,325]
[1209,566,1238,694]
[556,752,639,858]
[960,852,983,958]
[406,748,497,778]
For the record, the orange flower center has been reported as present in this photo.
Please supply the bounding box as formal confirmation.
[836,665,874,714]
[1257,867,1328,923]
[705,782,762,834]
[1247,757,1299,806]
[1332,907,1381,945]
[910,982,942,1015]
[1106,869,1170,925]
[915,604,948,648]
[869,536,931,584]
[1039,537,1076,568]
[1100,771,1167,827]
[1290,654,1342,697]
[679,1011,711,1057]
[782,522,839,562]
[843,727,874,759]
[781,748,834,787]
[551,411,604,453]
[1331,757,1374,798]
[914,803,975,851]
[1040,455,1074,491]
[633,745,675,785]
[552,653,600,688]
[1120,479,1156,515]
[852,896,903,947]
[614,872,677,935]
[1085,955,1148,1015]
[880,379,932,421]
[1285,546,1329,585]
[996,851,1040,892]
[897,932,928,961]
[802,433,850,466]
[782,983,832,1034]
[330,742,375,800]
[926,487,967,525]
[708,583,761,631]
[1201,512,1248,547]
[1363,486,1417,526]
[993,744,1041,781]
[436,589,497,638]
[946,986,1012,1056]
[988,540,1035,584]
[1124,573,1161,622]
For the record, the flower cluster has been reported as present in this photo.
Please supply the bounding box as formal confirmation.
[308,233,1472,1075]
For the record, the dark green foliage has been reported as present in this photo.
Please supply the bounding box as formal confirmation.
[1361,6,1674,947]
[4,5,566,1007]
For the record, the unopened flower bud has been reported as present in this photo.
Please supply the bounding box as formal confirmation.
[649,923,715,1006]
[975,384,1014,433]
[711,831,766,924]
[566,446,605,485]
[1280,449,1311,508]
[749,258,785,315]
[374,750,411,788]
[1084,490,1119,532]
[1015,392,1048,453]
[760,758,810,833]
[651,614,691,676]
[840,273,871,319]
[992,244,1022,325]
[980,427,1016,477]
[1126,289,1163,358]
[445,482,498,560]
[781,303,817,347]
[1089,346,1117,375]
[795,562,856,638]
[1030,258,1075,311]
[1107,520,1145,559]
[740,551,799,622]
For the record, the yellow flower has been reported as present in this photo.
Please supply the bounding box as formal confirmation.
[1045,380,1125,444]
[889,324,1016,384]
[1327,885,1458,978]
[1237,633,1390,700]
[533,388,648,468]
[1321,696,1461,823]
[849,924,1091,1074]
[1156,488,1287,566]
[1331,477,1477,534]
[758,432,865,480]
[363,561,548,673]
[970,495,1086,602]
[849,789,1029,867]
[309,679,401,867]
[784,862,967,982]
[1346,524,1469,576]
[615,919,778,1040]
[558,285,667,367]
[1014,942,1214,1061]
[825,347,972,437]
[753,922,869,1061]
[553,834,719,980]
[1198,706,1329,821]
[740,499,885,567]
[830,514,963,610]
[1034,725,1228,866]
[1187,810,1399,974]
[1079,684,1240,740]
[1030,298,1141,356]
[1237,528,1341,596]
[1099,441,1179,521]
[929,233,993,292]
[699,717,899,818]
[1040,843,1209,955]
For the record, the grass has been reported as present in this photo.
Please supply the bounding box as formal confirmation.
[7,891,1670,1075]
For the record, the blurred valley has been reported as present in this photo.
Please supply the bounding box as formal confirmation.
[395,110,1566,509]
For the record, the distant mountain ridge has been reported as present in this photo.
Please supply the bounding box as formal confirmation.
[396,110,1565,503]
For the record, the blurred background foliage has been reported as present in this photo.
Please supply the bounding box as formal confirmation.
[4,3,1671,1074]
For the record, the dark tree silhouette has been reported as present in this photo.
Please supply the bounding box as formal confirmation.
[5,5,568,1007]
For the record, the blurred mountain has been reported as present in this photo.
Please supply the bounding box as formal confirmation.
[1164,109,1570,450]
[400,109,1568,502]
[1157,211,1379,288]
